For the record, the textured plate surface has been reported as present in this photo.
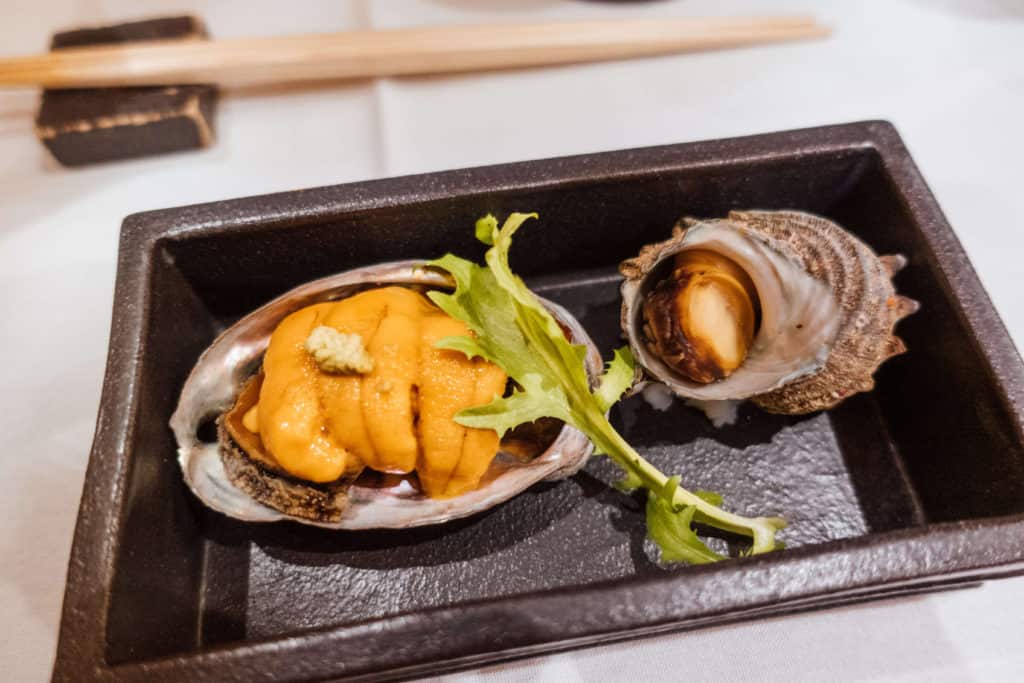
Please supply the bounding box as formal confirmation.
[53,122,1024,682]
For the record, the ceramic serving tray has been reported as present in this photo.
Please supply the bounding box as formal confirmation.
[53,121,1024,682]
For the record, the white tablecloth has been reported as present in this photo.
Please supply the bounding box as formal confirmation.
[2,1,1022,681]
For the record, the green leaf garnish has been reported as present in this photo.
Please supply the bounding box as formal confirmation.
[428,213,786,563]
[595,347,637,414]
[613,468,645,494]
[694,490,724,506]
[646,477,724,564]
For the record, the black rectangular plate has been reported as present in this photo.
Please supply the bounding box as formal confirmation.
[54,121,1024,682]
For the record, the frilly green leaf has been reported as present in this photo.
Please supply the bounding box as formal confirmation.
[433,335,491,362]
[595,346,636,414]
[454,374,571,437]
[427,212,785,566]
[475,214,498,246]
[646,477,725,564]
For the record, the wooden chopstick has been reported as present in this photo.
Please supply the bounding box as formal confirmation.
[0,16,829,89]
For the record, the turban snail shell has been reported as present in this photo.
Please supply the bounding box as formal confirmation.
[619,211,918,414]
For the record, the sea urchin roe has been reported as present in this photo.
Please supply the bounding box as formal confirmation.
[359,287,434,474]
[257,305,351,483]
[241,404,260,433]
[443,360,508,497]
[643,249,758,384]
[246,286,508,495]
[416,314,477,496]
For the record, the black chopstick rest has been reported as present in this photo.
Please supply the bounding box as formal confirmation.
[34,16,219,167]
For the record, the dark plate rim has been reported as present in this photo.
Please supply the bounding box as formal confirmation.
[54,120,1024,682]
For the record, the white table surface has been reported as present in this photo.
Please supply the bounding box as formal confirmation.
[2,1,1023,681]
